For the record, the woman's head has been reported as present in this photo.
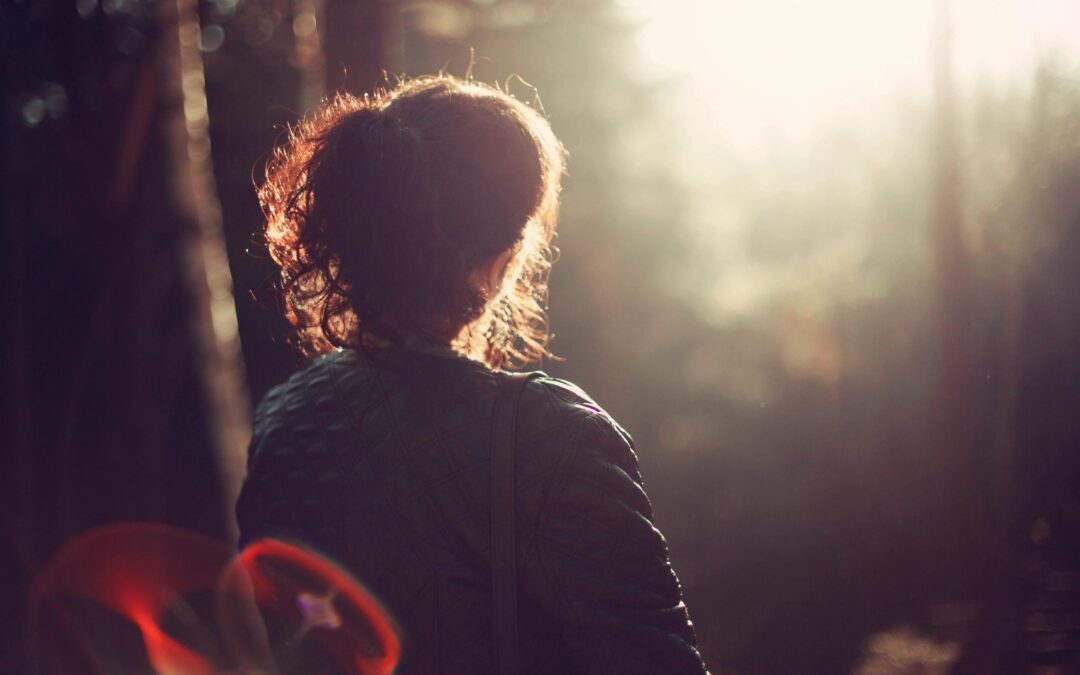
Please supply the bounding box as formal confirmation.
[259,75,565,368]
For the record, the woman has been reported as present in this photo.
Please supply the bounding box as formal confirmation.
[236,75,708,674]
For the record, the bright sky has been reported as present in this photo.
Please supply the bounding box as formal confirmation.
[620,0,1080,151]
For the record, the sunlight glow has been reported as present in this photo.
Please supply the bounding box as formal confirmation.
[614,0,1080,325]
[621,0,1080,150]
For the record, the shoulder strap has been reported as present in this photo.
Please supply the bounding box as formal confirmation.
[491,371,538,675]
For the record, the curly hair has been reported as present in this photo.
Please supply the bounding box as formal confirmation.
[258,75,565,369]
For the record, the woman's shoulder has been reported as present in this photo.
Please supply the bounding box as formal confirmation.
[254,348,345,402]
[514,372,637,470]
[250,349,372,432]
[517,373,609,421]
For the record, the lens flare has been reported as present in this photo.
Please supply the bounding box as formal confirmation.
[32,523,229,674]
[220,538,401,675]
[31,523,401,675]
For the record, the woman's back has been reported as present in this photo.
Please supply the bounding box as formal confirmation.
[242,73,707,673]
[236,347,705,674]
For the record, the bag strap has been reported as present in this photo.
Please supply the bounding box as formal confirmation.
[491,371,538,675]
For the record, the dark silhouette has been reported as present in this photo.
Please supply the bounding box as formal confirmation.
[236,75,710,674]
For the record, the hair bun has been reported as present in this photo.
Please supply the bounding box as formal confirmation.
[260,75,565,368]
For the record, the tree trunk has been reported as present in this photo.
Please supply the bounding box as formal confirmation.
[2,0,248,667]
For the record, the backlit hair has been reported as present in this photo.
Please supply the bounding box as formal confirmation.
[258,75,565,369]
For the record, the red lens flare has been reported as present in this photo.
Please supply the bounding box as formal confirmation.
[220,539,401,675]
[31,523,401,675]
[32,522,229,674]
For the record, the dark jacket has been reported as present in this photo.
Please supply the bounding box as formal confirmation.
[236,346,708,674]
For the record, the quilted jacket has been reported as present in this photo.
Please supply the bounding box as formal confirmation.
[235,346,708,674]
